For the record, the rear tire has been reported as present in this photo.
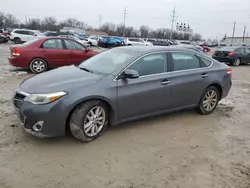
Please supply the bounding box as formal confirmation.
[232,58,241,66]
[13,38,22,44]
[196,86,219,115]
[29,58,48,74]
[69,100,108,142]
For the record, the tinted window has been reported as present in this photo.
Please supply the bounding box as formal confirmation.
[42,39,63,49]
[28,31,35,36]
[64,40,85,50]
[14,30,25,34]
[129,53,167,76]
[172,52,201,71]
[200,57,212,67]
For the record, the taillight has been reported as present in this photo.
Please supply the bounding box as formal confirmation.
[228,52,235,57]
[12,48,20,56]
[226,68,232,77]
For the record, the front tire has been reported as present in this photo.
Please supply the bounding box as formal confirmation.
[29,58,48,74]
[232,58,241,66]
[69,100,108,142]
[196,86,219,115]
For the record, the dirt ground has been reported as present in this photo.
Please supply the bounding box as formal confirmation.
[1,43,250,188]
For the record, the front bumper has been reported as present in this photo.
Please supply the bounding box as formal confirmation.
[13,92,68,138]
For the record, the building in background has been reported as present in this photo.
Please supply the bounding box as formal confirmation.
[223,37,250,46]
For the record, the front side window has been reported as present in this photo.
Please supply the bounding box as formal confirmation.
[42,39,63,49]
[64,39,85,50]
[172,52,201,71]
[128,53,167,76]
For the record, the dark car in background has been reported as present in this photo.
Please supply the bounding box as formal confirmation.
[98,36,124,48]
[8,37,98,73]
[13,46,232,142]
[0,34,9,43]
[147,39,170,46]
[212,46,250,66]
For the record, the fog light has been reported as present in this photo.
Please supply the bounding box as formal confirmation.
[33,121,44,132]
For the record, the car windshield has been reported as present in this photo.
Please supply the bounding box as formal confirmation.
[79,48,135,74]
[219,47,236,51]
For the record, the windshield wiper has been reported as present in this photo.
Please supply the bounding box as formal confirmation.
[79,67,94,73]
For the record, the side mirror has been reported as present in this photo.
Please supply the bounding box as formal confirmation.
[33,34,37,36]
[123,69,139,79]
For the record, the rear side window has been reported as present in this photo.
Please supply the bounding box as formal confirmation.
[42,39,63,49]
[199,57,212,67]
[171,52,201,71]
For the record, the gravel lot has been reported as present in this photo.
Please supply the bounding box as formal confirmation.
[1,42,250,188]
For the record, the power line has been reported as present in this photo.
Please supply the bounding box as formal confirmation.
[123,8,127,37]
[231,21,236,45]
[170,6,177,40]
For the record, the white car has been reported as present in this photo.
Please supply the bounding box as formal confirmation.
[10,29,45,44]
[87,36,101,46]
[125,38,153,46]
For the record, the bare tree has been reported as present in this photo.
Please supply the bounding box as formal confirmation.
[100,22,116,35]
[4,14,18,28]
[139,25,150,38]
[115,24,124,36]
[192,33,202,41]
[0,12,5,28]
[26,18,41,30]
[42,17,57,31]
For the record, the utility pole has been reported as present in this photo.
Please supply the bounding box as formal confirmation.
[99,14,102,29]
[242,25,246,42]
[170,7,177,40]
[231,21,236,46]
[123,8,127,37]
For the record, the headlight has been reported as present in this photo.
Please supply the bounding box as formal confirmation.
[25,91,67,105]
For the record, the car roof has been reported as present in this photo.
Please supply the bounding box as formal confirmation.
[119,46,198,54]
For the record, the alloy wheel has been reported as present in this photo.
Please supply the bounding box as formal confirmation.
[202,90,218,111]
[84,106,106,137]
[32,60,46,73]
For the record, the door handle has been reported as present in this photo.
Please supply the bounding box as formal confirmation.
[161,80,171,85]
[201,73,208,78]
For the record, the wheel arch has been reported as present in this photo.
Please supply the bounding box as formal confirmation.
[65,97,115,133]
[206,83,223,100]
[29,57,48,66]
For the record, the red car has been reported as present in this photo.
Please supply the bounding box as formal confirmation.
[8,37,99,73]
[202,45,211,52]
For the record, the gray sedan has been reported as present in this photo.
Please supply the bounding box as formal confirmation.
[13,46,232,142]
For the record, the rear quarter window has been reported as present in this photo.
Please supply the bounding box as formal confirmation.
[199,57,212,67]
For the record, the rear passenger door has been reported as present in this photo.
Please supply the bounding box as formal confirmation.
[41,39,69,67]
[243,48,250,63]
[235,48,248,64]
[168,52,211,108]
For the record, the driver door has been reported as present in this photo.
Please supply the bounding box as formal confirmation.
[117,52,171,120]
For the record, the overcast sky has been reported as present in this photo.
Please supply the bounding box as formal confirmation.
[1,0,250,39]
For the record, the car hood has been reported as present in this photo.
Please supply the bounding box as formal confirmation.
[19,65,103,93]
